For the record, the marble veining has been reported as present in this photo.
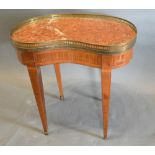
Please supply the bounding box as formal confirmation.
[12,17,136,45]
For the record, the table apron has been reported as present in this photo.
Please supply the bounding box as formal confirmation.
[17,49,133,69]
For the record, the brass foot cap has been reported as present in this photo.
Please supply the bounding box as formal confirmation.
[44,131,48,135]
[103,136,107,140]
[60,96,64,100]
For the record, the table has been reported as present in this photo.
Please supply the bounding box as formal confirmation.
[11,14,137,139]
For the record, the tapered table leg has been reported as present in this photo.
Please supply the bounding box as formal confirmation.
[54,64,64,100]
[101,67,112,139]
[27,66,48,135]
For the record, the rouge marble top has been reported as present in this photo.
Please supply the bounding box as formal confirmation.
[11,14,137,54]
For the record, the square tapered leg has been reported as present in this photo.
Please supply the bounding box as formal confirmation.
[27,66,48,135]
[54,64,64,100]
[101,67,112,139]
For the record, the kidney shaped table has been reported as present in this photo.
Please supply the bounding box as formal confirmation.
[11,14,137,139]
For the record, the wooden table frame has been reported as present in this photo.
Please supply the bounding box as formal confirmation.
[16,48,133,139]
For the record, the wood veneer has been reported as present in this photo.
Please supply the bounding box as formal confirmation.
[16,48,133,139]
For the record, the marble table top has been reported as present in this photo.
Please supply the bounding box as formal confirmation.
[11,14,137,54]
